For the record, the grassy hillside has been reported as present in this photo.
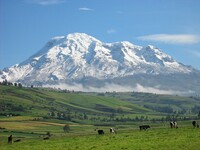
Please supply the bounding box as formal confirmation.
[103,92,200,115]
[0,85,152,118]
[1,85,200,124]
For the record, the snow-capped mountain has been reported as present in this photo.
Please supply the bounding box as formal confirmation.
[0,33,199,94]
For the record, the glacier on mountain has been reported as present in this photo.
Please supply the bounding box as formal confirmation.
[0,33,199,94]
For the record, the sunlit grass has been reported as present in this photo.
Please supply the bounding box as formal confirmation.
[1,127,200,150]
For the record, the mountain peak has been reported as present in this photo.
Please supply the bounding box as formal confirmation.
[146,45,156,49]
[0,33,197,89]
[66,32,100,43]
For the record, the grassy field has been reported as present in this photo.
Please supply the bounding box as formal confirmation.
[1,124,200,150]
[1,85,200,149]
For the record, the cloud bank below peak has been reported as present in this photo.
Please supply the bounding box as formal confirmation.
[43,83,194,95]
[138,34,200,45]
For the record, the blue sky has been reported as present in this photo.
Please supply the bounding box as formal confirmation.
[0,0,200,69]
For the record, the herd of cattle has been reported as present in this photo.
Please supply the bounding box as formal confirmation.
[96,120,199,135]
[7,120,199,143]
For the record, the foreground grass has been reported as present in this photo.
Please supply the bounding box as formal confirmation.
[1,127,200,150]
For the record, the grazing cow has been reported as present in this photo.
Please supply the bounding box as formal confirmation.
[110,128,116,134]
[192,121,199,128]
[170,122,174,128]
[174,122,178,128]
[139,125,150,130]
[14,139,21,142]
[192,120,197,128]
[8,135,12,144]
[43,137,50,140]
[97,130,104,135]
[170,122,178,128]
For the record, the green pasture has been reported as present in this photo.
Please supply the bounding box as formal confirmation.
[0,124,200,150]
[1,85,200,149]
[0,85,154,117]
[1,85,200,122]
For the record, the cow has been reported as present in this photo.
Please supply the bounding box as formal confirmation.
[139,125,150,130]
[192,121,199,128]
[110,128,116,134]
[192,120,196,128]
[170,122,174,128]
[170,121,178,129]
[97,130,104,135]
[8,135,12,144]
[14,139,21,142]
[173,122,178,128]
[43,137,50,140]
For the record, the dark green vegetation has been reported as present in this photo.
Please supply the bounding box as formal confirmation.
[0,85,200,149]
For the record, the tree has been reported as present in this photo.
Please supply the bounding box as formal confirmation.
[63,124,70,133]
[83,113,88,120]
[18,83,22,88]
[2,79,8,85]
[192,105,200,114]
[46,131,51,137]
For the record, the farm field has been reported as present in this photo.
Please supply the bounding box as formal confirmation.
[0,122,200,150]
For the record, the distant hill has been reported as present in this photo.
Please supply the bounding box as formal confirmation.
[0,85,199,124]
[0,33,200,94]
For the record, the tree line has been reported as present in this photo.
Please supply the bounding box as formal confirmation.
[45,110,200,124]
[0,79,23,88]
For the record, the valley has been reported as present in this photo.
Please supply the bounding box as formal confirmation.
[1,84,200,149]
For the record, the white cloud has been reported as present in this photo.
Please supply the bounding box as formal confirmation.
[107,29,116,34]
[43,83,193,95]
[138,34,200,44]
[44,83,132,93]
[79,7,94,11]
[26,0,65,5]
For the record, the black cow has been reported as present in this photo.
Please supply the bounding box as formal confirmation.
[8,135,12,144]
[139,125,150,130]
[192,121,199,128]
[98,130,104,135]
[192,120,197,128]
[43,137,50,140]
